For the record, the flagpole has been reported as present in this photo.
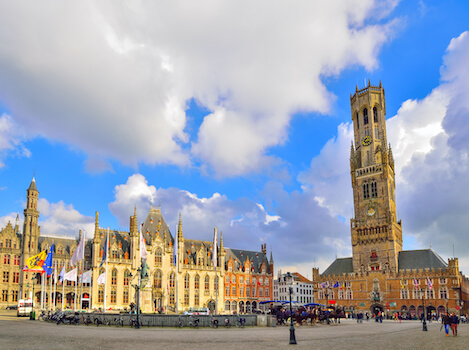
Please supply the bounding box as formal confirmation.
[49,272,52,311]
[104,227,109,312]
[175,225,178,315]
[53,261,57,310]
[62,270,65,310]
[74,265,78,311]
[89,268,92,311]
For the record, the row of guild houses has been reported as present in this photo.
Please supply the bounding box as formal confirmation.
[0,178,274,314]
[313,82,469,318]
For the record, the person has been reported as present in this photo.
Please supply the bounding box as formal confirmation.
[450,312,459,336]
[442,312,451,336]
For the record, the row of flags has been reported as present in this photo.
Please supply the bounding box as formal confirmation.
[319,281,346,289]
[401,277,433,290]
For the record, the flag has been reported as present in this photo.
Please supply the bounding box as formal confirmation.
[70,233,85,266]
[97,272,106,285]
[79,270,92,284]
[401,279,405,289]
[58,265,65,283]
[257,280,261,286]
[53,260,58,284]
[414,278,419,289]
[99,236,108,268]
[212,228,217,269]
[64,267,77,282]
[43,244,54,276]
[333,282,339,288]
[23,250,47,272]
[139,228,147,262]
[324,281,330,288]
[341,282,345,290]
[427,277,433,290]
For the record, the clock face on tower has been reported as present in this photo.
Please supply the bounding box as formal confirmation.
[362,135,372,146]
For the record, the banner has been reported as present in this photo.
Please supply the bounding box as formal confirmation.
[64,267,77,282]
[23,250,47,272]
[79,270,92,284]
[97,272,106,285]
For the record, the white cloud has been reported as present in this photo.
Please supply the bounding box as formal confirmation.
[0,1,399,176]
[0,113,31,167]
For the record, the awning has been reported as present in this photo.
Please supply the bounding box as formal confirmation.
[304,303,326,307]
[259,300,283,305]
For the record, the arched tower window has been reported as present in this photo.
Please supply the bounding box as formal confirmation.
[373,107,378,123]
[363,183,370,199]
[363,108,369,125]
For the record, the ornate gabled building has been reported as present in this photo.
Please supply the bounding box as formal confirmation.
[313,82,469,318]
[0,179,274,314]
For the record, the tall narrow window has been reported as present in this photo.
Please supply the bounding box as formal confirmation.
[363,108,369,125]
[371,182,377,198]
[375,127,379,140]
[363,183,370,199]
[155,248,162,267]
[373,107,378,122]
[356,112,359,129]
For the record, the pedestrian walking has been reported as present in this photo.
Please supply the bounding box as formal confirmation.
[450,312,459,336]
[442,312,451,336]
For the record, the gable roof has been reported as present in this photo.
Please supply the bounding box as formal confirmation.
[225,248,271,274]
[321,257,353,277]
[398,249,447,271]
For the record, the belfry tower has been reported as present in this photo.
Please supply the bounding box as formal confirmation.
[349,81,402,273]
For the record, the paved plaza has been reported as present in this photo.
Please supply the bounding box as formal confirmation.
[0,311,467,350]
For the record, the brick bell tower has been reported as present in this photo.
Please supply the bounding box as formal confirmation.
[349,81,403,273]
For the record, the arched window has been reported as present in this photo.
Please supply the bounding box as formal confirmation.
[363,183,370,199]
[214,276,219,292]
[154,270,162,289]
[363,108,369,125]
[184,274,190,289]
[124,270,130,286]
[225,300,230,311]
[194,274,200,289]
[155,248,162,267]
[111,269,117,285]
[373,107,378,123]
[371,181,377,198]
[205,275,210,291]
[169,272,175,288]
[194,292,199,306]
[110,288,116,303]
[356,112,359,129]
[184,291,189,305]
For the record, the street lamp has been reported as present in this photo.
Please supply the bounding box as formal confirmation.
[289,286,297,345]
[130,263,149,329]
[420,288,427,331]
[30,274,37,320]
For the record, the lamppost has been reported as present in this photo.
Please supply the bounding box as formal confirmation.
[289,286,297,345]
[420,288,427,331]
[130,263,149,329]
[30,274,37,320]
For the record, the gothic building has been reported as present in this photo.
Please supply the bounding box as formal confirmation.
[313,82,469,317]
[0,179,274,313]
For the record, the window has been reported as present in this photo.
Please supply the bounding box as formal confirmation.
[169,272,175,288]
[2,290,7,302]
[194,275,200,289]
[13,272,19,284]
[5,239,11,248]
[232,286,236,295]
[170,291,175,305]
[214,276,219,292]
[225,300,230,311]
[346,289,352,300]
[231,275,236,284]
[253,287,256,297]
[4,254,10,264]
[363,183,370,199]
[3,271,9,283]
[400,289,408,299]
[373,107,378,123]
[363,108,369,125]
[375,127,379,140]
[124,270,130,286]
[439,278,447,284]
[155,248,162,267]
[265,288,269,297]
[98,289,104,303]
[194,292,199,306]
[154,270,162,289]
[226,285,229,296]
[184,291,189,306]
[14,256,20,265]
[111,269,117,285]
[184,274,190,289]
[205,275,210,291]
[440,288,448,299]
[240,286,244,296]
[123,289,129,304]
[110,289,116,304]
[356,112,359,128]
[371,181,377,198]
[246,287,250,297]
[111,250,118,259]
[12,290,18,302]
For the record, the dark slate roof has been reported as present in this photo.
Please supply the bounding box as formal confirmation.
[141,206,173,246]
[321,258,353,276]
[183,239,213,266]
[38,236,77,255]
[28,178,38,191]
[398,249,447,271]
[225,248,271,274]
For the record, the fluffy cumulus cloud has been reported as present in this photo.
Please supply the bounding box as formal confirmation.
[0,1,399,176]
[37,199,95,238]
[109,173,349,274]
[0,113,31,167]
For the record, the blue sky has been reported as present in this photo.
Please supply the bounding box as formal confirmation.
[1,1,469,278]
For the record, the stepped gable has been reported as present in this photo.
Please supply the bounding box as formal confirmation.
[398,249,447,271]
[225,248,270,274]
[321,257,353,276]
[141,206,173,246]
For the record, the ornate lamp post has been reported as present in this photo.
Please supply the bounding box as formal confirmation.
[30,274,37,320]
[420,288,427,331]
[130,263,149,329]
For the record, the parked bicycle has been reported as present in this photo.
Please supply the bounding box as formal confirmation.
[224,318,231,328]
[210,317,219,328]
[188,315,199,328]
[236,317,246,328]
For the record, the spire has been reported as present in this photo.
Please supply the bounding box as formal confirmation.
[270,250,274,263]
[94,211,100,239]
[178,212,183,240]
[220,231,224,251]
[131,206,138,235]
[28,176,37,191]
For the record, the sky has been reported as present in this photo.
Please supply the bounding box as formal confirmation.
[1,0,469,279]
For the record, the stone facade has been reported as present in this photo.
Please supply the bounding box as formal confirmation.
[314,82,469,318]
[0,180,273,314]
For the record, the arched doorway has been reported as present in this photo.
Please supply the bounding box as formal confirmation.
[426,305,436,320]
[239,301,245,314]
[370,303,383,316]
[409,305,416,319]
[246,301,251,313]
[207,300,216,314]
[65,292,75,309]
[82,293,90,309]
[153,292,163,312]
[252,301,257,312]
[437,305,446,316]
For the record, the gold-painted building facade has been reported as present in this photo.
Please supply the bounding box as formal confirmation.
[314,82,469,317]
[0,179,274,314]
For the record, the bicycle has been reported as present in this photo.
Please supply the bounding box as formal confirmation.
[177,317,183,328]
[236,317,246,328]
[210,317,219,328]
[224,318,231,328]
[113,315,124,327]
[188,315,199,328]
